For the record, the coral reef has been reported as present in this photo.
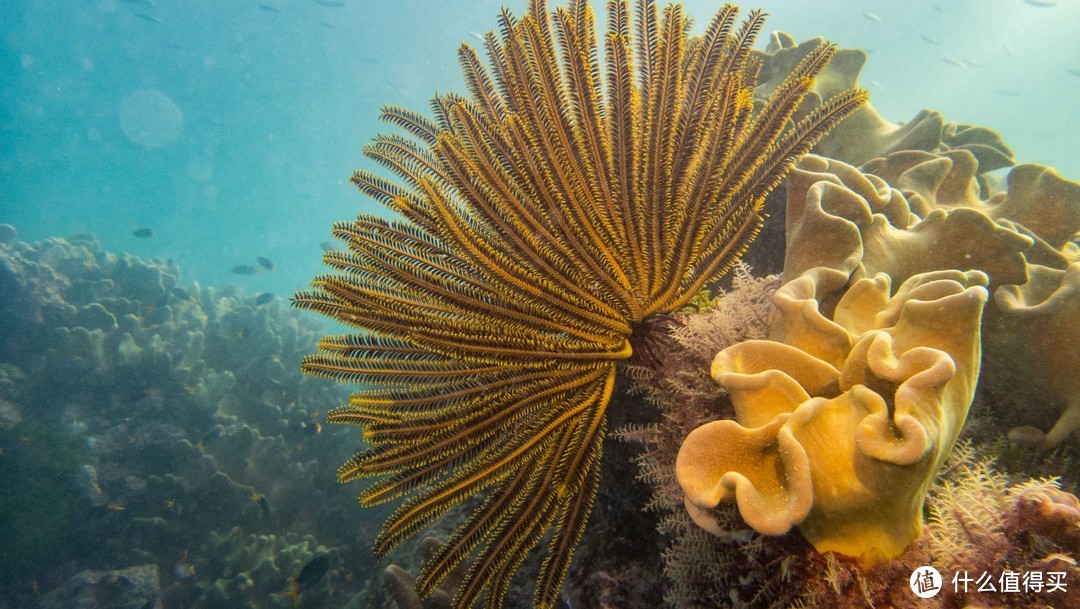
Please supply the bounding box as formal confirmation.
[754,34,1013,175]
[0,234,369,608]
[782,152,1032,291]
[677,267,988,562]
[641,116,1078,604]
[35,564,162,609]
[778,150,1080,450]
[184,528,335,609]
[794,447,1080,608]
[292,1,865,608]
[994,264,1080,448]
[619,268,796,607]
[628,271,1080,608]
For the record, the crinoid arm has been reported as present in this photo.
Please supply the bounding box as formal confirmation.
[294,1,866,608]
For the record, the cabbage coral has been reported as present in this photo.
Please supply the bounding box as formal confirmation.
[676,267,988,562]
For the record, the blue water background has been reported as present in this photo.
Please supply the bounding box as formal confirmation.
[1,0,1078,299]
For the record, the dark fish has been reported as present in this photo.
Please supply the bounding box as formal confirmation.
[249,490,271,516]
[1068,69,1080,78]
[315,0,345,6]
[258,4,279,11]
[134,13,163,23]
[319,241,337,252]
[255,292,274,306]
[293,555,330,595]
[993,88,1021,97]
[920,35,941,46]
[121,0,155,4]
[1023,0,1056,7]
[257,256,275,271]
[133,228,154,238]
[231,264,259,275]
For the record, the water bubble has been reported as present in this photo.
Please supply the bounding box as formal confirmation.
[118,88,183,149]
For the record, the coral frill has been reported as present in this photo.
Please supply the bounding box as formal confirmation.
[677,267,987,562]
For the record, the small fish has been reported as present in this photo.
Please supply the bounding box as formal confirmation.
[1023,0,1056,7]
[255,292,274,306]
[133,228,154,238]
[257,256,275,271]
[300,420,323,436]
[965,59,983,68]
[319,241,338,252]
[106,501,127,512]
[920,35,941,46]
[869,80,884,90]
[289,555,330,598]
[942,57,966,68]
[173,552,195,578]
[314,0,345,6]
[1003,43,1016,57]
[863,11,882,23]
[134,13,163,23]
[993,88,1021,97]
[231,264,259,275]
[470,31,485,41]
[250,491,271,517]
[121,0,155,4]
[258,4,279,11]
[1067,68,1080,78]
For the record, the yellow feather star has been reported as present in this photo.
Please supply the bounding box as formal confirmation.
[292,1,867,607]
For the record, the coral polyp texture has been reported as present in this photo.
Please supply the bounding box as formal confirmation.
[291,0,866,607]
[779,149,1080,449]
[676,267,988,562]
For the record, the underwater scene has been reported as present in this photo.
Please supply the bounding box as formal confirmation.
[2,1,1080,608]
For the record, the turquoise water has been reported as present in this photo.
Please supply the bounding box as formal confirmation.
[2,2,1079,608]
[2,0,1078,296]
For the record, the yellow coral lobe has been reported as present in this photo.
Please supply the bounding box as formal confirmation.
[678,269,988,563]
